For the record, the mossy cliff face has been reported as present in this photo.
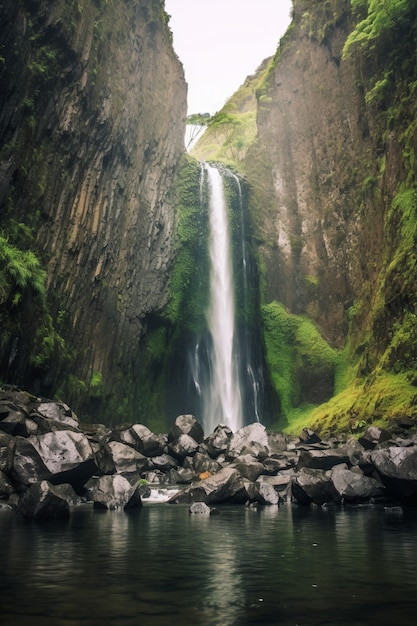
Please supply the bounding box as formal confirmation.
[0,0,187,419]
[246,0,417,430]
[192,0,417,431]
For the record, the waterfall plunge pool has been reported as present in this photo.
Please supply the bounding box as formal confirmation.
[1,502,416,625]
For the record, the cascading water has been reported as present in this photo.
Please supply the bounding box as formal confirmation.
[204,163,242,434]
[188,162,267,435]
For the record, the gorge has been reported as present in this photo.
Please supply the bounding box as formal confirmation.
[1,0,417,438]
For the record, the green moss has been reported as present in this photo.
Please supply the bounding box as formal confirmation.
[89,370,103,397]
[164,154,209,331]
[262,301,338,427]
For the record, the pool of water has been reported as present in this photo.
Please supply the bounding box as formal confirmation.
[1,502,416,625]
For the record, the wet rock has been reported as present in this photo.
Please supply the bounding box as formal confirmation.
[191,451,222,475]
[52,483,83,506]
[358,426,392,450]
[227,423,269,461]
[297,448,350,471]
[89,474,142,510]
[267,432,289,454]
[169,414,204,444]
[10,436,52,488]
[37,402,79,429]
[17,480,70,521]
[168,467,196,484]
[29,430,98,491]
[189,502,212,515]
[250,481,280,505]
[150,454,178,472]
[205,424,233,458]
[168,467,247,505]
[168,434,200,460]
[107,441,149,475]
[0,408,29,436]
[131,425,167,457]
[300,428,322,445]
[371,446,417,503]
[331,466,385,502]
[292,467,339,505]
[230,454,265,481]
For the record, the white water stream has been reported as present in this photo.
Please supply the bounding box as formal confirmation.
[205,164,242,434]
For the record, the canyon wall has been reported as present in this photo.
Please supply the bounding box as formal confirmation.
[245,0,417,427]
[0,0,187,419]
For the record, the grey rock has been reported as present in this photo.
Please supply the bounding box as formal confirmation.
[169,414,204,443]
[17,480,70,520]
[227,423,269,461]
[89,474,142,510]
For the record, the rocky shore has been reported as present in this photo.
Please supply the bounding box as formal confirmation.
[1,387,416,520]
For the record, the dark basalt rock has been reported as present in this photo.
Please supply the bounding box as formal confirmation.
[371,446,417,504]
[88,475,142,511]
[227,423,269,461]
[168,414,204,444]
[168,434,200,460]
[205,424,233,458]
[292,468,339,506]
[2,387,417,516]
[17,480,70,521]
[330,466,385,502]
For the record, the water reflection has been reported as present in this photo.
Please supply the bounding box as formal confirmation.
[1,503,417,625]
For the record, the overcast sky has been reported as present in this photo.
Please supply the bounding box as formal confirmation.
[164,0,293,115]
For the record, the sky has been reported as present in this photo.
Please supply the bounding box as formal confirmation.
[164,0,293,115]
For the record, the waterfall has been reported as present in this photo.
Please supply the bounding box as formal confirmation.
[205,163,242,434]
[189,162,266,435]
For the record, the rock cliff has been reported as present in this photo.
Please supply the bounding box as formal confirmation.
[0,0,187,419]
[194,0,417,431]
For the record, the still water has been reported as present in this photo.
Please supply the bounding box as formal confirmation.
[1,502,416,626]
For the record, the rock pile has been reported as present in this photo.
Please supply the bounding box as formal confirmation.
[1,388,416,520]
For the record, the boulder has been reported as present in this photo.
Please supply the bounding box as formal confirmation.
[247,481,280,505]
[88,474,142,510]
[168,467,247,505]
[10,436,52,488]
[168,467,196,484]
[358,426,392,450]
[131,425,167,457]
[150,454,178,472]
[107,441,149,474]
[17,480,70,520]
[37,401,79,427]
[189,502,212,516]
[0,408,29,436]
[227,423,269,461]
[169,414,204,444]
[299,428,322,445]
[230,454,265,481]
[371,446,417,503]
[297,448,350,471]
[330,466,385,502]
[292,467,339,505]
[191,451,222,475]
[168,434,199,460]
[29,430,98,490]
[205,424,233,457]
[51,483,82,506]
[267,432,289,454]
